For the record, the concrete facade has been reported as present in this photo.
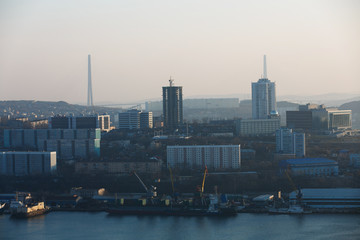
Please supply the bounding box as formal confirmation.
[276,128,305,157]
[49,115,111,132]
[167,145,241,170]
[75,160,162,174]
[118,110,153,129]
[235,118,280,136]
[4,129,101,159]
[0,151,56,176]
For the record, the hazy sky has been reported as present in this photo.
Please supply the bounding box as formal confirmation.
[0,0,359,104]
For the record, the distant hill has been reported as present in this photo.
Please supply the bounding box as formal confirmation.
[0,100,122,120]
[339,101,360,129]
[339,101,360,113]
[277,101,299,108]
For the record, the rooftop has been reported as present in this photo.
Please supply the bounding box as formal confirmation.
[290,188,360,199]
[280,158,338,167]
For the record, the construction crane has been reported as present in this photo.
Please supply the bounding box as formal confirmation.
[133,171,157,199]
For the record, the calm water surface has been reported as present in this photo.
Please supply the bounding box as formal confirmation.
[1,212,359,240]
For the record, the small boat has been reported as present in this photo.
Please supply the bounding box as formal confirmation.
[268,205,312,214]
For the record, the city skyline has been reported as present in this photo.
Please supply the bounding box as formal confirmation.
[0,0,359,104]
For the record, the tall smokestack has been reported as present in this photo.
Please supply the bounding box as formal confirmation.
[87,54,93,107]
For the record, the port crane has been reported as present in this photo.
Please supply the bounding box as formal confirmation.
[201,166,208,197]
[284,169,303,204]
[200,166,208,206]
[168,166,175,195]
[133,171,157,199]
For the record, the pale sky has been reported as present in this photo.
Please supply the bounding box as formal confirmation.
[0,0,359,104]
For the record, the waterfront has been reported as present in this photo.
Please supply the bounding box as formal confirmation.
[0,212,359,240]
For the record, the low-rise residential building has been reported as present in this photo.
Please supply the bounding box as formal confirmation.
[75,158,162,175]
[241,149,256,160]
[350,154,360,168]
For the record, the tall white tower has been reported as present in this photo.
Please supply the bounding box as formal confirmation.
[251,55,277,119]
[87,54,94,107]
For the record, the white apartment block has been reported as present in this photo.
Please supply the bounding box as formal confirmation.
[236,118,280,136]
[0,151,56,176]
[276,128,306,157]
[167,145,241,170]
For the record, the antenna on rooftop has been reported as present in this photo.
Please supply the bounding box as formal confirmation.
[263,55,267,79]
[169,76,174,87]
[87,54,94,107]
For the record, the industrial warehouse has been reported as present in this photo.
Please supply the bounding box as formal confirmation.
[289,188,360,210]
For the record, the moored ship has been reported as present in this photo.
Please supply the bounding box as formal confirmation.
[10,192,49,218]
[107,194,237,217]
[11,201,48,218]
[268,205,312,214]
[107,170,237,217]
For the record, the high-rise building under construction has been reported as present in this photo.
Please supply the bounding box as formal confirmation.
[162,78,183,130]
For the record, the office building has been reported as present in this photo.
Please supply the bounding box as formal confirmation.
[286,111,313,130]
[279,158,338,176]
[167,145,241,170]
[312,108,352,130]
[118,110,141,129]
[163,78,183,130]
[276,128,305,157]
[286,104,352,131]
[235,118,280,136]
[252,55,276,119]
[118,110,153,129]
[49,115,111,132]
[140,111,153,129]
[0,151,56,176]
